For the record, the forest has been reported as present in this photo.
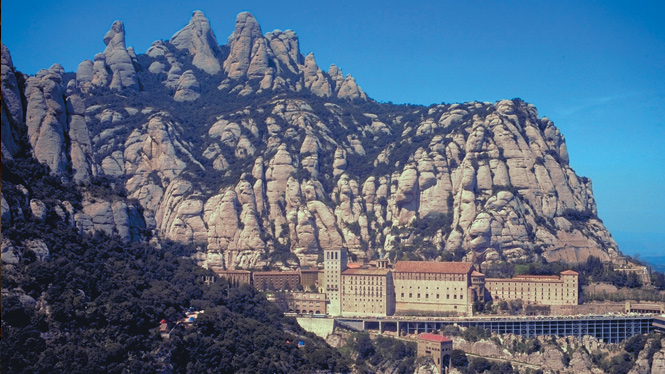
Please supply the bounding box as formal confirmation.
[1,153,350,373]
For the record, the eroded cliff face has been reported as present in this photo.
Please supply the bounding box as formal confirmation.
[1,11,620,270]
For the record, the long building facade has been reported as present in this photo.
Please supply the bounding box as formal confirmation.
[393,261,474,316]
[212,248,580,317]
[485,270,579,306]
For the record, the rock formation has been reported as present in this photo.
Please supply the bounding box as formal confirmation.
[103,21,140,90]
[0,11,623,271]
[24,65,69,175]
[173,70,200,101]
[170,11,223,75]
[223,12,269,80]
[1,43,23,160]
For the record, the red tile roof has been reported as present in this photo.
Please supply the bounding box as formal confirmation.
[560,270,579,275]
[513,275,560,280]
[215,269,251,274]
[253,271,300,275]
[471,271,485,277]
[343,268,391,276]
[394,261,473,274]
[419,333,452,343]
[347,263,363,269]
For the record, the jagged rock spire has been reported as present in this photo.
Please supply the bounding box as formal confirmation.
[303,53,332,97]
[223,12,270,80]
[103,21,140,91]
[1,43,23,160]
[170,10,223,75]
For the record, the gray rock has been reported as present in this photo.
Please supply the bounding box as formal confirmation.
[1,44,23,161]
[223,12,269,80]
[165,64,183,88]
[651,349,665,374]
[25,68,69,175]
[1,238,19,264]
[148,61,166,74]
[265,29,302,76]
[91,53,109,87]
[173,70,200,102]
[66,95,94,184]
[303,53,331,97]
[103,21,139,90]
[30,199,47,221]
[24,239,49,261]
[337,74,367,100]
[170,11,222,74]
[1,43,23,124]
[1,194,11,226]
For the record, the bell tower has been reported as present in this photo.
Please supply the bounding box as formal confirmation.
[324,247,347,316]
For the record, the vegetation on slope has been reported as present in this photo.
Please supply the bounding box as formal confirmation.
[1,152,350,373]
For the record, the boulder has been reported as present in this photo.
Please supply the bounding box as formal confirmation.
[173,70,200,102]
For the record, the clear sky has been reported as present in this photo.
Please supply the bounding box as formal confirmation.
[3,0,664,259]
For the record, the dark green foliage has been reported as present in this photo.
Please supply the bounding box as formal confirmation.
[451,349,469,367]
[440,247,467,262]
[653,271,665,290]
[356,333,376,360]
[411,212,453,238]
[561,208,598,223]
[2,155,83,209]
[483,261,515,278]
[342,332,416,373]
[469,357,492,373]
[1,197,348,373]
[461,326,491,343]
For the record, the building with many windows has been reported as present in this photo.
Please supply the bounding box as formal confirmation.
[212,269,252,287]
[393,261,475,315]
[212,247,579,317]
[253,270,300,291]
[341,267,394,316]
[485,270,579,306]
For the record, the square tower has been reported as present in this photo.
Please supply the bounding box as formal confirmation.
[324,247,347,316]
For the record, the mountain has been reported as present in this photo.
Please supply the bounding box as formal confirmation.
[1,11,621,271]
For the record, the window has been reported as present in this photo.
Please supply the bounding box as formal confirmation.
[401,293,404,298]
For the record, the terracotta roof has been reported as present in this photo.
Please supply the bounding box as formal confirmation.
[471,271,485,277]
[419,333,452,343]
[560,270,579,275]
[487,277,561,283]
[342,268,391,276]
[513,274,560,280]
[300,268,321,273]
[347,263,363,269]
[253,271,300,275]
[215,269,251,274]
[394,261,473,274]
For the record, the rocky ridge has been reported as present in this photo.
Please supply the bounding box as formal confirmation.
[2,11,620,271]
[451,333,665,374]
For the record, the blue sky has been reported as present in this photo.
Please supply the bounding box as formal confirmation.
[3,0,664,260]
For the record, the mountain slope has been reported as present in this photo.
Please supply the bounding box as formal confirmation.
[1,11,620,271]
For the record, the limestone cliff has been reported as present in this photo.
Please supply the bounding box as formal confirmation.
[1,11,622,271]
